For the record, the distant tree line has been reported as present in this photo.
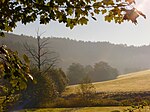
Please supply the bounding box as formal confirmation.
[1,33,149,74]
[67,61,119,85]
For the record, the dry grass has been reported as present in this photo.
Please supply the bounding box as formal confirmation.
[63,69,150,95]
[19,107,126,112]
[21,106,150,112]
[18,70,150,112]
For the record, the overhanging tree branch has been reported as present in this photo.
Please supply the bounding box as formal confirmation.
[0,0,146,36]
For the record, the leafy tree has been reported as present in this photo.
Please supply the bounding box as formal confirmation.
[0,0,146,36]
[67,63,86,85]
[78,76,96,99]
[47,68,68,94]
[84,65,94,76]
[13,68,58,109]
[67,62,118,84]
[92,61,119,82]
[13,68,68,109]
[0,45,33,111]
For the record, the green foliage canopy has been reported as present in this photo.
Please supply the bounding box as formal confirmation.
[0,45,32,93]
[0,0,146,36]
[14,68,68,109]
[0,45,33,111]
[67,63,86,85]
[92,61,119,81]
[15,68,57,109]
[48,68,68,93]
[67,61,119,84]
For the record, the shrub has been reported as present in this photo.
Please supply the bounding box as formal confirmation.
[12,68,68,110]
[77,76,96,99]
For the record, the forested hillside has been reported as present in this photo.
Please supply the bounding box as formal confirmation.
[1,33,150,74]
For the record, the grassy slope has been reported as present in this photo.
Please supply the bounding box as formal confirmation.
[19,70,150,112]
[64,69,150,95]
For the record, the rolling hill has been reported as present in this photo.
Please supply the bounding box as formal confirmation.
[64,69,150,95]
[1,33,150,74]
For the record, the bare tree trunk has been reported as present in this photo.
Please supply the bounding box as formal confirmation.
[24,29,59,73]
[37,35,41,72]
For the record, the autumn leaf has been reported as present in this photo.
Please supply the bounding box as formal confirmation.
[124,9,139,24]
[137,10,146,19]
[125,0,135,4]
[124,8,146,24]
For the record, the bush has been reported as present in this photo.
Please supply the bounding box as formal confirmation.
[14,69,57,109]
[12,68,68,110]
[46,68,68,94]
[77,76,96,99]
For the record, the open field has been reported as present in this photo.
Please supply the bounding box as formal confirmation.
[2,70,150,112]
[63,70,150,95]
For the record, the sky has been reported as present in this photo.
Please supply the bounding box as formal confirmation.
[13,0,150,46]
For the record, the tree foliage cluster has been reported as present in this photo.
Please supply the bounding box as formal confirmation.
[0,0,146,36]
[67,61,119,85]
[12,67,68,109]
[78,76,96,99]
[0,45,33,111]
[92,61,119,82]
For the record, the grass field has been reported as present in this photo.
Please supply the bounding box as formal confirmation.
[3,70,150,112]
[63,69,150,95]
